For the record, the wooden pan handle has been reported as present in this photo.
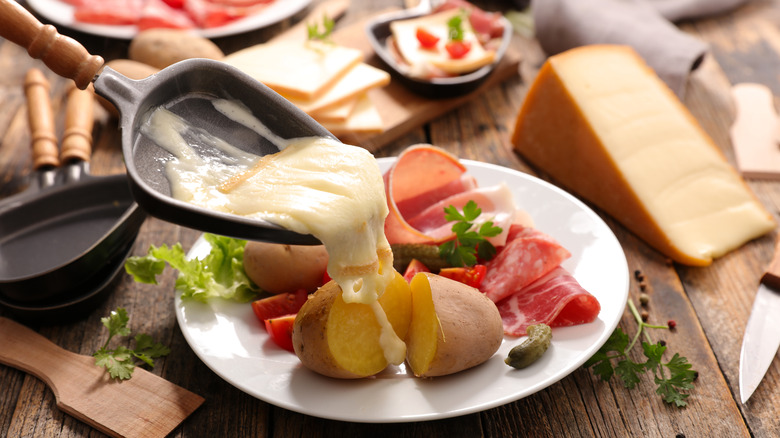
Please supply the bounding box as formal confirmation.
[24,68,59,169]
[761,237,780,290]
[0,0,103,89]
[60,83,95,164]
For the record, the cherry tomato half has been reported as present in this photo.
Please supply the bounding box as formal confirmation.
[445,40,472,59]
[416,27,440,48]
[251,289,307,322]
[264,314,296,352]
[403,259,430,283]
[438,264,487,288]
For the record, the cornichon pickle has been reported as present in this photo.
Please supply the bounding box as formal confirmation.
[391,243,449,273]
[505,323,552,369]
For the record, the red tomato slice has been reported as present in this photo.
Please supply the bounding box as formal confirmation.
[251,289,307,322]
[264,314,296,352]
[416,27,440,49]
[445,40,472,59]
[438,264,487,288]
[403,259,430,283]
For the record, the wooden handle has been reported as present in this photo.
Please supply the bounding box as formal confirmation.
[761,237,780,289]
[0,0,103,89]
[24,68,59,169]
[60,83,95,163]
[0,317,86,394]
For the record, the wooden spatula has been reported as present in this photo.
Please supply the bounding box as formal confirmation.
[0,317,204,438]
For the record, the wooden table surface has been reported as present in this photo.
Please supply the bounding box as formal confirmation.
[2,0,780,436]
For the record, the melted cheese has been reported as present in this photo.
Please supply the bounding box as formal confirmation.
[512,45,775,265]
[141,99,404,364]
[389,8,495,77]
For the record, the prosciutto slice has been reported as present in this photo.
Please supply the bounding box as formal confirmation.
[497,267,601,336]
[480,224,571,303]
[384,144,518,245]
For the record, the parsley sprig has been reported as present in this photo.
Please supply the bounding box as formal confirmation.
[584,300,697,407]
[93,308,171,380]
[447,13,465,41]
[438,200,502,267]
[307,13,335,42]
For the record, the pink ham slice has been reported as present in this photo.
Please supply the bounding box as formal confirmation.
[496,267,601,336]
[406,183,517,245]
[384,144,517,246]
[138,0,195,29]
[480,224,571,303]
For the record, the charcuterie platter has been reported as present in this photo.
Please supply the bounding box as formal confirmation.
[174,159,629,422]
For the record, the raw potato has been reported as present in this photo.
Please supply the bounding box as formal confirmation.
[128,29,225,70]
[292,271,412,379]
[406,272,503,377]
[243,241,328,294]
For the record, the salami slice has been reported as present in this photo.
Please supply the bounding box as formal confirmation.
[496,267,601,336]
[73,0,144,25]
[480,224,571,303]
[138,0,195,29]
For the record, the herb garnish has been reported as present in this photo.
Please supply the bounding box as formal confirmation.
[307,13,335,42]
[438,200,502,267]
[447,13,465,41]
[93,308,171,380]
[584,300,697,407]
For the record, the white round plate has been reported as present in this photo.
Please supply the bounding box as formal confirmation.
[175,158,629,423]
[26,0,311,39]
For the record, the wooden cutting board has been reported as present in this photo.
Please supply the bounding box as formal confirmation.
[0,317,204,438]
[266,1,523,152]
[329,13,523,152]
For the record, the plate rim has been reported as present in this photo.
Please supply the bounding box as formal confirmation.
[25,0,312,39]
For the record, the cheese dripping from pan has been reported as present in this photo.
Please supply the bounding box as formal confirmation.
[140,99,405,364]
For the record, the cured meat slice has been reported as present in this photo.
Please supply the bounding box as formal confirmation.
[384,145,467,244]
[73,0,144,25]
[138,0,195,29]
[496,267,601,336]
[395,174,477,219]
[480,224,571,303]
[406,183,517,245]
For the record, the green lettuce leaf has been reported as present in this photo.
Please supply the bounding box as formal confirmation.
[124,233,258,303]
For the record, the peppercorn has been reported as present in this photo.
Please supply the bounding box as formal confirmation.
[641,310,649,322]
[676,434,686,438]
[634,269,644,281]
[639,293,650,306]
[659,340,666,347]
[668,320,677,330]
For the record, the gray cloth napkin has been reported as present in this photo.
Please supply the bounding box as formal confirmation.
[532,0,750,97]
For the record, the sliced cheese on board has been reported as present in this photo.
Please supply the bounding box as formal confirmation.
[310,97,359,124]
[287,63,390,114]
[390,8,495,75]
[322,93,384,136]
[512,44,775,266]
[223,40,362,100]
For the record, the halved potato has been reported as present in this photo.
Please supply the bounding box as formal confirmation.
[292,271,411,378]
[406,272,503,377]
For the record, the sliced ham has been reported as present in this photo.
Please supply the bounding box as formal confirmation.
[138,0,195,29]
[384,145,467,244]
[480,224,571,303]
[497,267,601,336]
[406,183,517,245]
[73,0,144,25]
[384,144,518,245]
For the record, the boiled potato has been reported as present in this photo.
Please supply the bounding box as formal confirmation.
[128,29,224,70]
[243,241,328,294]
[292,271,412,379]
[406,272,503,377]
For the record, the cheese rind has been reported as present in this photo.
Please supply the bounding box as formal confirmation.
[512,45,775,266]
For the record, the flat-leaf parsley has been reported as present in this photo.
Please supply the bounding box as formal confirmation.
[584,300,697,407]
[438,200,502,267]
[93,308,171,380]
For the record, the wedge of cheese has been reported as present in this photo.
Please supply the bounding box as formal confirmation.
[390,8,495,76]
[512,45,775,266]
[223,40,362,100]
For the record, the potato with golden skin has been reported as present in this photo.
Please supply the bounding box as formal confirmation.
[243,242,328,294]
[406,272,503,377]
[128,29,225,70]
[292,271,411,379]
